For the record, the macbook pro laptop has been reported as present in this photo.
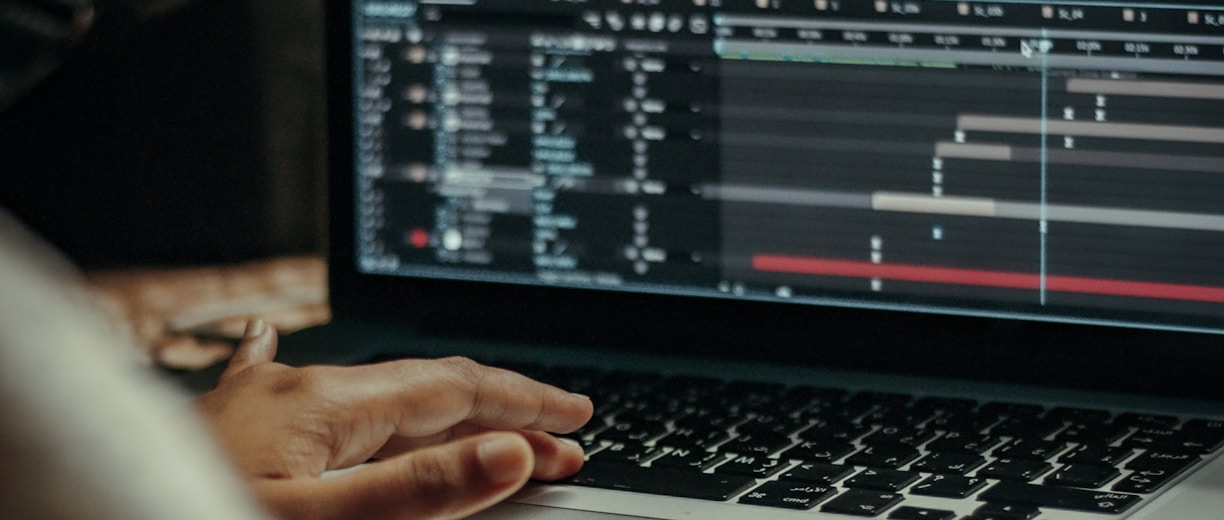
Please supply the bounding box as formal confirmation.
[197,1,1224,518]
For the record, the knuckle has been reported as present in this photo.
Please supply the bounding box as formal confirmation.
[438,356,482,377]
[435,356,501,422]
[437,356,486,391]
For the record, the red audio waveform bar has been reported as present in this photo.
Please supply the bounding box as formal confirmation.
[753,255,1224,304]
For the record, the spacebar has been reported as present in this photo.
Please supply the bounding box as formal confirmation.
[565,462,756,501]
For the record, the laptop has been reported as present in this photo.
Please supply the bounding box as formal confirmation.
[186,0,1224,518]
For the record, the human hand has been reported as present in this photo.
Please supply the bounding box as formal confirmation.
[194,320,593,520]
[87,256,328,370]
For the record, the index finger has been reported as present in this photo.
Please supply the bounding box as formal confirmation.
[335,356,594,438]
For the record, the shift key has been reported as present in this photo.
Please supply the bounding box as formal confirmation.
[979,482,1141,514]
[566,461,756,501]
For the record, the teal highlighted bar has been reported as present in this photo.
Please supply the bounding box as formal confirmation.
[363,1,416,18]
[720,52,955,69]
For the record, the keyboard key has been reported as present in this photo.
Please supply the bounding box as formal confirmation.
[1114,412,1178,428]
[887,505,956,520]
[736,413,810,437]
[1176,435,1224,455]
[976,458,1053,482]
[723,380,786,402]
[979,402,1043,418]
[1182,418,1224,435]
[926,431,1004,454]
[673,409,740,432]
[1122,426,1182,448]
[849,391,912,410]
[1045,406,1111,424]
[598,417,669,443]
[845,468,921,492]
[821,489,904,517]
[974,502,1041,520]
[786,386,848,415]
[713,454,788,478]
[1045,464,1121,489]
[591,400,623,418]
[989,416,1064,440]
[1178,419,1224,453]
[656,426,730,449]
[909,451,986,475]
[925,412,999,434]
[572,418,609,439]
[780,461,855,485]
[566,461,756,501]
[1057,444,1135,467]
[912,397,977,416]
[738,481,835,510]
[648,446,723,471]
[782,439,856,463]
[910,474,989,499]
[978,482,1141,514]
[847,444,921,469]
[786,385,848,405]
[802,420,873,443]
[862,427,938,447]
[1124,450,1199,474]
[616,403,680,424]
[589,441,653,465]
[992,438,1068,461]
[1055,422,1130,445]
[720,431,793,455]
[1124,427,1220,454]
[861,408,933,429]
[1112,468,1180,494]
[575,438,602,456]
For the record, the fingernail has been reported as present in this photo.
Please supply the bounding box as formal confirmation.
[477,435,527,485]
[243,319,267,339]
[560,437,582,450]
[571,393,591,401]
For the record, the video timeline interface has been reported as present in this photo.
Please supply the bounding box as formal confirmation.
[351,0,1224,330]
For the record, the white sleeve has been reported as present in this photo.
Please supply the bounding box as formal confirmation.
[0,210,270,520]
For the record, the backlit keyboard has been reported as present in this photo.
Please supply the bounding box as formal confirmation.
[506,363,1224,518]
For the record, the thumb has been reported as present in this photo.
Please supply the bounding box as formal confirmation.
[219,319,278,383]
[254,432,535,520]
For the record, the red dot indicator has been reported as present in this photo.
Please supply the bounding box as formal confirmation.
[408,228,430,249]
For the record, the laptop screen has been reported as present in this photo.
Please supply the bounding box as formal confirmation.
[344,0,1224,336]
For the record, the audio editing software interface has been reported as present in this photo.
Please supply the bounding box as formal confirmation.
[350,0,1224,332]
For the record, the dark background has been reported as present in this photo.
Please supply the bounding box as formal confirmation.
[0,0,326,268]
